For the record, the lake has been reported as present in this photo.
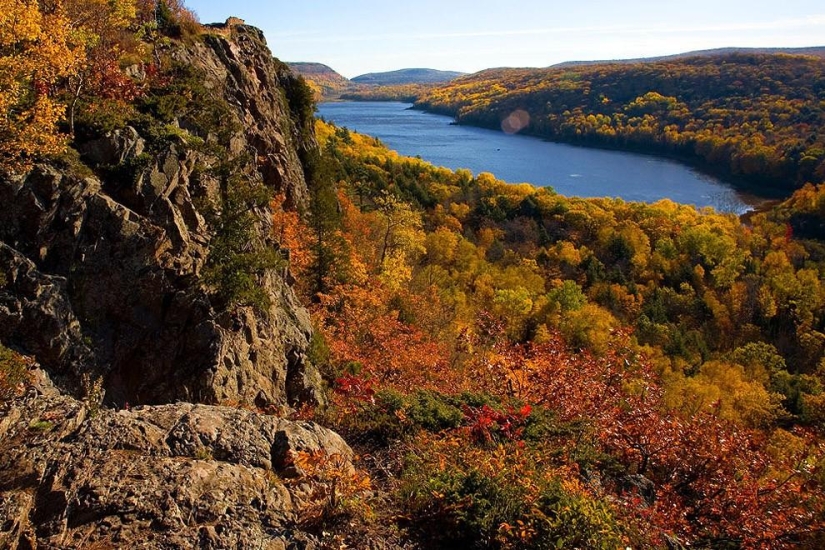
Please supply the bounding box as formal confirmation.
[317,101,766,213]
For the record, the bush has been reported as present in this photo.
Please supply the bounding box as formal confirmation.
[334,389,498,445]
[402,464,528,547]
[400,453,626,549]
[531,480,626,550]
[1,344,31,404]
[156,0,201,40]
[73,99,136,140]
[402,391,465,432]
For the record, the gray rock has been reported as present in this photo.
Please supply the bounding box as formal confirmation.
[0,23,341,548]
[619,473,656,505]
[78,126,145,167]
[0,391,350,549]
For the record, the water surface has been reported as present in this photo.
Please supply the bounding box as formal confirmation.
[318,101,765,212]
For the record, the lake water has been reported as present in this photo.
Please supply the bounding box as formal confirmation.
[318,101,765,213]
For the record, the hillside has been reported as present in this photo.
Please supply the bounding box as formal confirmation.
[288,61,350,99]
[351,67,465,85]
[416,53,825,193]
[293,119,825,548]
[290,64,466,101]
[553,45,825,67]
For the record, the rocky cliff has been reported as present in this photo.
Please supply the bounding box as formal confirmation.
[0,21,362,549]
[0,23,322,409]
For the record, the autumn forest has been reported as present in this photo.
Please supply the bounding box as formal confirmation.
[1,1,825,548]
[415,54,825,192]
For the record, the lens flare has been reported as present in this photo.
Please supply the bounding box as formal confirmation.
[501,109,530,134]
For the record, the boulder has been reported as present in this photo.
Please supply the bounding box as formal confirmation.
[0,389,351,549]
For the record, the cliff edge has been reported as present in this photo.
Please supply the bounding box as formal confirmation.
[0,24,322,409]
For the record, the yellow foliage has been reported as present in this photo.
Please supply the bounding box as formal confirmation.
[0,0,83,170]
[559,303,619,355]
[665,361,783,427]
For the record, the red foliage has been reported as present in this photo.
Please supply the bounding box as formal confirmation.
[334,374,375,404]
[462,403,532,445]
[86,54,143,102]
[476,331,825,547]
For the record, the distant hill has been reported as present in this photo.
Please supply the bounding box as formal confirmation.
[553,46,825,67]
[351,68,465,86]
[287,62,350,99]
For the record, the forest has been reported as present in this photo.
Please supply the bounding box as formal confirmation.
[268,119,825,548]
[1,0,825,547]
[415,54,825,193]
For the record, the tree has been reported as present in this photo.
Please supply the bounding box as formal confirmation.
[305,150,346,296]
[373,192,425,290]
[60,0,142,134]
[0,0,82,170]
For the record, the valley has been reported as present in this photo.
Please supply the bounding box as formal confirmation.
[2,2,825,548]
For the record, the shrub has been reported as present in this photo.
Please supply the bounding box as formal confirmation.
[0,344,31,404]
[400,447,627,549]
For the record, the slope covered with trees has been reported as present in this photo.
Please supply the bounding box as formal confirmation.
[553,46,825,68]
[288,61,350,100]
[269,119,825,548]
[351,68,465,85]
[416,54,825,194]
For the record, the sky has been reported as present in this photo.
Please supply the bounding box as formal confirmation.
[186,1,825,78]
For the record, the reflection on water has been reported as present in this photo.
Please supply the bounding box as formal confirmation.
[318,101,765,213]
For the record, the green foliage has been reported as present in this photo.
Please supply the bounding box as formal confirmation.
[155,0,176,33]
[28,419,54,432]
[771,370,823,417]
[304,149,349,295]
[393,390,465,432]
[202,175,283,312]
[522,406,584,443]
[285,75,316,126]
[73,99,137,140]
[411,467,524,546]
[532,480,626,550]
[307,328,332,372]
[400,456,626,549]
[155,0,201,40]
[80,372,105,417]
[546,280,587,312]
[336,389,508,445]
[194,446,214,461]
[51,147,95,178]
[137,61,238,147]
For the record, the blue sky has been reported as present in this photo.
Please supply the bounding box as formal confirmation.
[186,1,825,78]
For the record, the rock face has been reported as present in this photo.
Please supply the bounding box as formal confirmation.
[0,25,322,409]
[0,23,359,550]
[0,386,352,549]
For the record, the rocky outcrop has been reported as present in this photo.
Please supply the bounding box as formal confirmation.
[0,25,323,409]
[0,22,360,550]
[184,23,317,209]
[0,384,351,549]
